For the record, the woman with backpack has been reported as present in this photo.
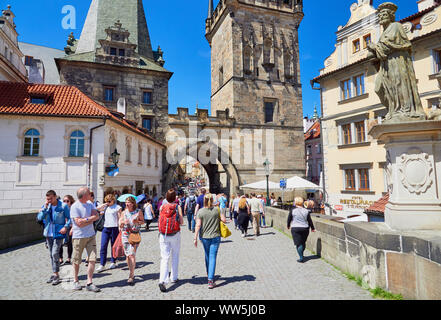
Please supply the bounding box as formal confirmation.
[194,193,227,289]
[119,196,145,285]
[158,189,184,293]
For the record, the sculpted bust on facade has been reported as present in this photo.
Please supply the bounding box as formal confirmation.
[367,2,427,123]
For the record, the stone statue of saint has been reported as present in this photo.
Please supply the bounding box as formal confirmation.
[367,2,427,123]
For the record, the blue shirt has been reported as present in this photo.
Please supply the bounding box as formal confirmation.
[197,194,205,209]
[219,196,227,209]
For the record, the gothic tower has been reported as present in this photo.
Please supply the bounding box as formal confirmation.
[205,0,306,182]
[56,0,172,142]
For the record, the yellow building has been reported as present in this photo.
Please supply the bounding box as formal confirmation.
[312,0,441,219]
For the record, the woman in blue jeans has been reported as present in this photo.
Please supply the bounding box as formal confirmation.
[194,193,226,289]
[96,194,122,272]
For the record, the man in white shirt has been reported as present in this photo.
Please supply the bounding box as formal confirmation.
[70,187,101,293]
[249,193,264,236]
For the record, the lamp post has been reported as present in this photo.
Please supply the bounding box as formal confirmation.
[111,149,120,168]
[263,158,271,207]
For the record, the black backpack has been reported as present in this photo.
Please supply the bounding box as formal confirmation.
[187,197,197,214]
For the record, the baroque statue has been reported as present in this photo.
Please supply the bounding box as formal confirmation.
[367,2,427,123]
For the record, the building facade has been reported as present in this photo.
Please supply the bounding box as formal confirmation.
[312,0,441,219]
[0,5,27,83]
[0,82,164,215]
[56,0,172,142]
[304,119,322,186]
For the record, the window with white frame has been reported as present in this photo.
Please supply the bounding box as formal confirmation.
[338,118,368,146]
[69,130,85,157]
[23,129,40,157]
[433,49,441,74]
[340,79,352,100]
[342,165,372,192]
[353,74,365,97]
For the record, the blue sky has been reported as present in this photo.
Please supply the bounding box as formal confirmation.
[9,0,418,118]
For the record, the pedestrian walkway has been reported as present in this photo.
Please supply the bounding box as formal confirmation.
[0,220,374,300]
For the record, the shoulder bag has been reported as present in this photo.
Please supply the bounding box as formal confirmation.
[218,207,231,238]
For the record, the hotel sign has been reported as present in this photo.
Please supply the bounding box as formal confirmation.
[339,196,374,210]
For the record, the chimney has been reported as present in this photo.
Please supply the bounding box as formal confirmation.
[117,97,126,117]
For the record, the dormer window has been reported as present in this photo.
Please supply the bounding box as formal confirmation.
[30,96,47,104]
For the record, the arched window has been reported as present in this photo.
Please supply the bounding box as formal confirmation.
[126,137,131,162]
[23,129,40,156]
[138,143,142,165]
[147,147,151,167]
[243,46,252,75]
[69,130,85,157]
[109,132,117,156]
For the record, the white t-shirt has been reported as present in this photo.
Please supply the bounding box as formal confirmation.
[104,204,121,228]
[144,203,154,220]
[70,201,97,239]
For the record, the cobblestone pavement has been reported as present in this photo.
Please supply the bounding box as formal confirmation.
[0,220,374,300]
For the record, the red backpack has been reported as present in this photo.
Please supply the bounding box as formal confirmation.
[158,203,180,236]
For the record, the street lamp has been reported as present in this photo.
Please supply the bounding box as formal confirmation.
[111,149,120,167]
[263,158,271,207]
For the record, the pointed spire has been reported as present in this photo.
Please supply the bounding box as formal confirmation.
[313,105,319,120]
[207,0,214,20]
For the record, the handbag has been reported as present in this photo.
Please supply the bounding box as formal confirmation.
[94,208,106,232]
[112,232,125,258]
[218,207,231,238]
[128,231,141,245]
[93,209,107,232]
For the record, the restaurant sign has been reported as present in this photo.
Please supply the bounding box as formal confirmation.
[339,196,374,210]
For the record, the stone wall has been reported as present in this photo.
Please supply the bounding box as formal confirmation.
[0,212,43,250]
[265,207,441,299]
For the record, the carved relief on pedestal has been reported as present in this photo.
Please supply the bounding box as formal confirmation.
[398,150,433,195]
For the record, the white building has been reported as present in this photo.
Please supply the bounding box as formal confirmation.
[0,5,27,83]
[0,82,164,215]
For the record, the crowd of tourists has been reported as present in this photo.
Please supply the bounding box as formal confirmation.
[37,186,316,293]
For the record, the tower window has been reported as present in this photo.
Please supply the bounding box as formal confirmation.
[142,91,152,104]
[104,86,115,101]
[142,117,153,132]
[264,101,275,123]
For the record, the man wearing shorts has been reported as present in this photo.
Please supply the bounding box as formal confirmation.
[70,187,101,292]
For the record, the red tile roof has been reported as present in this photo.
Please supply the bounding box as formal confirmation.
[364,193,389,215]
[0,81,165,147]
[305,120,320,141]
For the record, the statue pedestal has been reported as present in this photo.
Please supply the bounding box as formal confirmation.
[369,121,441,231]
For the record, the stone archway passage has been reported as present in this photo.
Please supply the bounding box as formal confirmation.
[163,141,241,197]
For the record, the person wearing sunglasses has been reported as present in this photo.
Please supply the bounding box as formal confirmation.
[58,195,75,265]
[96,194,122,272]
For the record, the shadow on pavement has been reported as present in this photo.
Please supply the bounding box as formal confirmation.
[120,261,153,271]
[303,255,321,263]
[97,272,160,289]
[0,238,45,254]
[166,274,256,292]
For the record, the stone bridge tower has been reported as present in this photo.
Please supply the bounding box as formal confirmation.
[202,0,306,189]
